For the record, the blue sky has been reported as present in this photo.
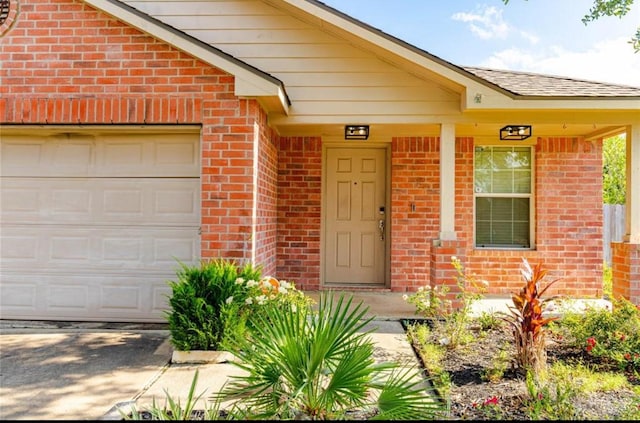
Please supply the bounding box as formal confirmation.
[321,0,640,87]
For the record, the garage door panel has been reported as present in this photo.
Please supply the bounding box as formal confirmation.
[152,234,199,265]
[1,226,198,270]
[1,133,199,177]
[0,273,175,322]
[48,285,90,311]
[100,285,141,312]
[0,141,45,172]
[51,140,93,174]
[1,178,199,225]
[1,182,92,218]
[99,134,199,173]
[152,285,172,314]
[1,234,39,260]
[0,128,200,322]
[0,283,37,309]
[1,136,96,177]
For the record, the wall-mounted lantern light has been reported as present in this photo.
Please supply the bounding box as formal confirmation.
[345,125,369,140]
[500,125,531,141]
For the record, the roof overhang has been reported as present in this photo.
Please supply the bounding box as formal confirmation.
[84,0,290,115]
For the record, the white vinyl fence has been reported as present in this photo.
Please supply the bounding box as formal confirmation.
[603,204,626,266]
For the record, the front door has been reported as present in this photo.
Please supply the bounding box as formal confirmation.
[324,147,387,286]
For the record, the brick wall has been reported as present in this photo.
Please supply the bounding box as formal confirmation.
[384,135,603,297]
[534,137,603,296]
[461,137,603,297]
[0,0,268,265]
[273,135,605,296]
[390,137,441,291]
[254,113,279,275]
[275,136,323,290]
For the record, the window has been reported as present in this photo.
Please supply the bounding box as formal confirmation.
[474,146,533,248]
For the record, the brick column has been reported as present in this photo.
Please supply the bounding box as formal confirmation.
[612,125,640,306]
[612,242,640,305]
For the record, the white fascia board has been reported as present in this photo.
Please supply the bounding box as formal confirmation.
[463,80,640,109]
[236,79,290,115]
[467,95,640,110]
[84,0,288,114]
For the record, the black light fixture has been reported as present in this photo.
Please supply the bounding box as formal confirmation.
[500,125,531,141]
[345,125,369,140]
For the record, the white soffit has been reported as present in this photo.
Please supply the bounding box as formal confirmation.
[84,0,289,115]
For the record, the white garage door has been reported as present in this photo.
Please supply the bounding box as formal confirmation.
[0,127,201,322]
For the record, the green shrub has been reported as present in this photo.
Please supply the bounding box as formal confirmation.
[166,258,313,352]
[219,275,314,352]
[476,311,503,332]
[165,259,262,351]
[524,369,579,420]
[404,256,488,349]
[405,323,451,398]
[481,341,511,383]
[559,297,640,372]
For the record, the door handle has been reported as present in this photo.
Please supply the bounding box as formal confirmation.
[378,219,385,241]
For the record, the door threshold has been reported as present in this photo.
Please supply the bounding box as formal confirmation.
[320,285,390,292]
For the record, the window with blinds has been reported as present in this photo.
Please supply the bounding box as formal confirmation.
[474,146,534,249]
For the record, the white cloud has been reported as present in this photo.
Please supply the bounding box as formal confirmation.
[479,36,640,87]
[452,5,539,45]
[518,30,539,45]
[452,6,510,40]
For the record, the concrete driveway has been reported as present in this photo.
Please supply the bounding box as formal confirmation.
[0,322,171,420]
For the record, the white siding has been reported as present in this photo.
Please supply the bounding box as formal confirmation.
[122,0,460,122]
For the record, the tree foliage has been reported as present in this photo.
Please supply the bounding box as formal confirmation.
[603,135,627,204]
[503,0,639,52]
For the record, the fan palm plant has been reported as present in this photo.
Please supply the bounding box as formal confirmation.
[214,292,445,420]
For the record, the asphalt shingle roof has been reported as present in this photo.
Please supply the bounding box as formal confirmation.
[463,66,640,97]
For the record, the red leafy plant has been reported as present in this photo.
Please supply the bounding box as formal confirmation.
[501,258,561,376]
[472,396,503,419]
